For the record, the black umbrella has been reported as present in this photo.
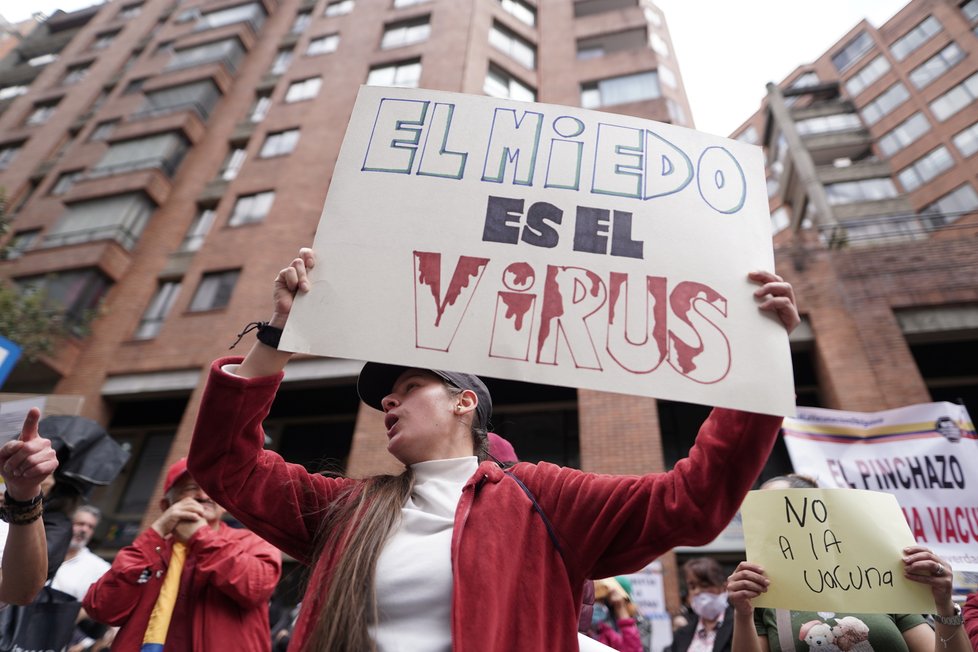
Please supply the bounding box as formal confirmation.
[38,415,130,497]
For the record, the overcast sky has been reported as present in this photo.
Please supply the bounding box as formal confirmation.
[2,0,908,136]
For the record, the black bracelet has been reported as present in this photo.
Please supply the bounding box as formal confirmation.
[0,491,44,525]
[229,321,283,350]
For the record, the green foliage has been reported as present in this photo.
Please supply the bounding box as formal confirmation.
[0,187,73,362]
[0,283,65,361]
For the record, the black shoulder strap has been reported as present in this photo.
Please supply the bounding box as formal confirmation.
[504,470,564,561]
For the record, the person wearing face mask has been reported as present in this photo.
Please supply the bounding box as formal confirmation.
[671,557,734,652]
[586,578,644,652]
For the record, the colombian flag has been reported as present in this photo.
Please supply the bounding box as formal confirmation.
[140,542,187,652]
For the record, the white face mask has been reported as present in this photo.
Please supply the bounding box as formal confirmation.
[690,591,728,621]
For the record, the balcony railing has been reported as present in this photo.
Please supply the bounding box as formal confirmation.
[85,151,185,180]
[41,223,145,251]
[129,100,213,122]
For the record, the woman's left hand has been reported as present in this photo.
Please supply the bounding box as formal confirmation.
[902,545,954,612]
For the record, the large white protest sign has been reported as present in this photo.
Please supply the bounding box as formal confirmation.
[782,402,978,571]
[282,86,794,415]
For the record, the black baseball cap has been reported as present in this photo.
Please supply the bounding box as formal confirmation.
[357,362,492,430]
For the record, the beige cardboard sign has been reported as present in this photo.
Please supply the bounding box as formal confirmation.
[282,86,795,416]
[742,488,935,613]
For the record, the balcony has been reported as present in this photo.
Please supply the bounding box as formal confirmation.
[41,223,146,251]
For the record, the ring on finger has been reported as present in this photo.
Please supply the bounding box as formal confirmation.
[933,563,945,577]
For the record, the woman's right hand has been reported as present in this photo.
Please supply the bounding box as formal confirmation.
[727,561,770,615]
[269,247,316,328]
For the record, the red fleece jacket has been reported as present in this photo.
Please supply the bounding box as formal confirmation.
[964,591,978,650]
[189,356,782,652]
[83,521,281,651]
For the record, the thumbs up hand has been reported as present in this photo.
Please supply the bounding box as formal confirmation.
[0,408,59,502]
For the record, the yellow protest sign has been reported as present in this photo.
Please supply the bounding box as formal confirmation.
[741,488,935,613]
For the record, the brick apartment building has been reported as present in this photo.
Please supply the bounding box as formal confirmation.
[730,0,978,423]
[0,0,713,608]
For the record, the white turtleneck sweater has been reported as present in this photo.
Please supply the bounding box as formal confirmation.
[370,456,478,652]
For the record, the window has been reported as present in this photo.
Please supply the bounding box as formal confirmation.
[307,34,339,55]
[271,48,294,74]
[382,16,431,49]
[890,16,941,61]
[0,85,28,100]
[795,113,862,136]
[367,59,422,88]
[789,72,820,90]
[824,178,898,205]
[90,120,118,141]
[228,191,275,226]
[860,82,909,125]
[166,38,245,73]
[291,11,311,33]
[0,142,22,170]
[666,98,685,125]
[736,126,759,144]
[576,27,646,60]
[832,31,873,72]
[92,133,189,178]
[51,170,84,196]
[2,230,41,260]
[953,121,978,157]
[27,53,57,67]
[909,42,964,89]
[488,21,535,69]
[878,112,931,156]
[844,55,890,97]
[92,31,118,50]
[134,281,181,340]
[196,2,266,32]
[63,63,90,85]
[771,207,790,233]
[919,184,978,229]
[573,0,636,18]
[963,0,978,21]
[221,147,247,180]
[179,208,215,251]
[649,33,669,57]
[124,78,146,95]
[120,3,142,18]
[15,269,111,330]
[189,270,240,311]
[325,0,354,16]
[250,94,272,122]
[259,129,299,157]
[767,176,780,198]
[483,64,535,101]
[658,65,676,89]
[581,70,659,109]
[140,80,222,120]
[500,0,535,27]
[928,72,978,121]
[285,77,322,102]
[26,102,58,126]
[44,193,155,249]
[897,145,954,191]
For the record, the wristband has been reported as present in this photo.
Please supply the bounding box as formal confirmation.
[0,491,44,525]
[229,321,283,350]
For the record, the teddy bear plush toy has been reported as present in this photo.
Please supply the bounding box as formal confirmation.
[799,620,841,651]
[831,616,872,651]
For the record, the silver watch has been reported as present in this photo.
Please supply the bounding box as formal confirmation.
[934,602,963,627]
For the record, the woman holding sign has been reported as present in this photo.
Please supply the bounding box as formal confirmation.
[726,475,969,652]
[188,248,801,652]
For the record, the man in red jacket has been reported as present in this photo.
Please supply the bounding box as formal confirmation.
[84,458,281,651]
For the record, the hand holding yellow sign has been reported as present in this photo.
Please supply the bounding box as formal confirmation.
[741,488,934,613]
